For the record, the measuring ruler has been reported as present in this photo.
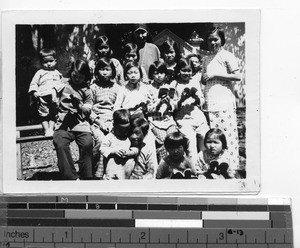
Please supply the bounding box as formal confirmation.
[0,196,294,247]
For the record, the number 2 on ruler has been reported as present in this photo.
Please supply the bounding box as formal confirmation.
[140,232,146,240]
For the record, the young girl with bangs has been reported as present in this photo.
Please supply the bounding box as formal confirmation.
[122,43,149,84]
[170,58,209,163]
[186,53,203,90]
[89,57,121,177]
[114,61,152,119]
[156,131,198,179]
[159,39,181,83]
[89,35,124,85]
[196,128,234,179]
[147,60,178,162]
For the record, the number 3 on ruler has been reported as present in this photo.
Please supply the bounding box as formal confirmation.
[219,232,225,240]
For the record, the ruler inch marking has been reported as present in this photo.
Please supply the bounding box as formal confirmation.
[0,196,294,247]
[265,230,267,244]
[187,230,189,243]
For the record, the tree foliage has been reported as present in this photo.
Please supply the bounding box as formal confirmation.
[16,23,246,125]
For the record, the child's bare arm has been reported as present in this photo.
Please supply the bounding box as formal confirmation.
[122,147,139,158]
[100,137,125,158]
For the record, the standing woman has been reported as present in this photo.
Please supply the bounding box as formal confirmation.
[201,26,241,174]
[132,24,160,75]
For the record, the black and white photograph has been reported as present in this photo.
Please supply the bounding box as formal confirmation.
[2,10,260,194]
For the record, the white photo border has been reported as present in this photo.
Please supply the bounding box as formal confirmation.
[1,9,260,194]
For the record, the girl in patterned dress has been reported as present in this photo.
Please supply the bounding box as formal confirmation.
[114,61,152,119]
[196,128,235,179]
[156,131,198,179]
[121,43,149,84]
[89,35,124,85]
[147,60,178,163]
[170,58,209,163]
[89,57,121,177]
[159,39,181,84]
[201,26,241,172]
[186,53,204,92]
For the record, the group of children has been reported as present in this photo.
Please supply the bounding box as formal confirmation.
[28,25,241,180]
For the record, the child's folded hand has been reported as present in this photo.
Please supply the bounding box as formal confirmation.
[211,173,219,179]
[112,148,126,157]
[197,174,206,179]
[101,123,113,133]
[158,103,168,116]
[181,88,190,101]
[161,95,170,104]
[80,104,91,115]
[202,73,215,82]
[94,118,101,127]
[70,94,82,107]
[92,104,102,114]
[33,92,39,98]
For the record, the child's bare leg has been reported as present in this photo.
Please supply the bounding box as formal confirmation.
[105,158,124,179]
[124,158,135,179]
[196,134,205,153]
[46,120,55,137]
[41,120,50,136]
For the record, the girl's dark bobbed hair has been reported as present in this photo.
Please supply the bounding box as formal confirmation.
[122,43,140,63]
[174,58,192,78]
[94,57,116,80]
[164,131,189,156]
[69,59,91,84]
[123,61,143,81]
[148,60,168,80]
[94,35,113,57]
[205,26,226,46]
[204,128,228,150]
[159,39,181,62]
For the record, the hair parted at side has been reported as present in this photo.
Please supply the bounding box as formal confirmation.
[204,128,228,150]
[94,35,113,57]
[174,58,192,79]
[113,109,131,125]
[94,57,116,79]
[159,39,181,62]
[186,53,202,62]
[148,60,168,80]
[123,61,143,80]
[131,117,149,136]
[164,131,189,156]
[122,43,139,60]
[69,59,91,83]
[205,26,226,46]
[186,53,202,73]
[39,48,56,61]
